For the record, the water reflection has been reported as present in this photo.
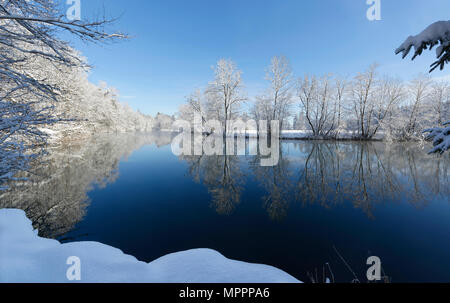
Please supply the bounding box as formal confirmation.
[0,132,174,238]
[293,141,449,217]
[182,154,244,215]
[249,148,293,221]
[293,142,402,218]
[1,133,448,239]
[183,139,448,220]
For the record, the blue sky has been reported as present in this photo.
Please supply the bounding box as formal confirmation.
[67,0,450,116]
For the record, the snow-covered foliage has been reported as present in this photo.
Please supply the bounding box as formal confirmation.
[178,61,448,146]
[208,59,247,132]
[394,21,450,152]
[0,98,59,189]
[47,73,155,136]
[0,1,154,190]
[153,113,175,131]
[396,21,450,72]
[178,59,246,134]
[0,209,301,283]
[424,121,450,154]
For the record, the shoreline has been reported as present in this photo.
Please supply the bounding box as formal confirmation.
[46,128,420,145]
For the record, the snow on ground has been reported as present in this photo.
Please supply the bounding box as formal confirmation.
[0,209,301,283]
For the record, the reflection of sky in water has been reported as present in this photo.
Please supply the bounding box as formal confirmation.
[3,134,449,282]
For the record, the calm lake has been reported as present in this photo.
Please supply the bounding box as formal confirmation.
[1,132,449,282]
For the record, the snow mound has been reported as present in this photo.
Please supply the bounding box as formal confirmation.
[0,209,301,283]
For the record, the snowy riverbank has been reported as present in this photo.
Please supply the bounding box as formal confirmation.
[0,209,301,283]
[167,128,386,140]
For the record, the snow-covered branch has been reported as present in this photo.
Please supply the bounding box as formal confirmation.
[424,121,450,154]
[396,21,450,72]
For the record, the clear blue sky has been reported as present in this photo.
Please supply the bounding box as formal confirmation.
[67,0,450,116]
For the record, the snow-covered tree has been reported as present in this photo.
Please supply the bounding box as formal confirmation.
[153,113,174,131]
[428,80,449,125]
[183,89,207,123]
[0,0,125,189]
[349,64,379,139]
[374,77,406,140]
[396,21,450,153]
[331,77,348,138]
[257,56,295,131]
[348,65,402,140]
[206,59,247,134]
[297,74,341,137]
[292,115,299,130]
[424,121,450,154]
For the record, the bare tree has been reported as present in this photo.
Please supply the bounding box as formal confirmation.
[178,89,208,129]
[206,59,246,135]
[373,77,405,140]
[429,80,449,125]
[403,75,432,139]
[297,75,318,135]
[349,64,381,139]
[259,56,295,131]
[297,74,337,137]
[330,77,348,138]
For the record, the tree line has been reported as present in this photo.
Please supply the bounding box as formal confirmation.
[178,57,449,142]
[1,1,448,190]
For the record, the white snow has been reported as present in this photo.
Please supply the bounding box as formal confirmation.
[0,209,301,283]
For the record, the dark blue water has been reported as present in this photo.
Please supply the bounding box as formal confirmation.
[4,133,449,282]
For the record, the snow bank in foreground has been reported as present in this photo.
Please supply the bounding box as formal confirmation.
[0,209,301,283]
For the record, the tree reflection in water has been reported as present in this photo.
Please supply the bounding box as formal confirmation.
[249,147,293,221]
[181,153,244,215]
[0,132,175,238]
[182,138,449,220]
[294,141,448,218]
[1,133,448,239]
